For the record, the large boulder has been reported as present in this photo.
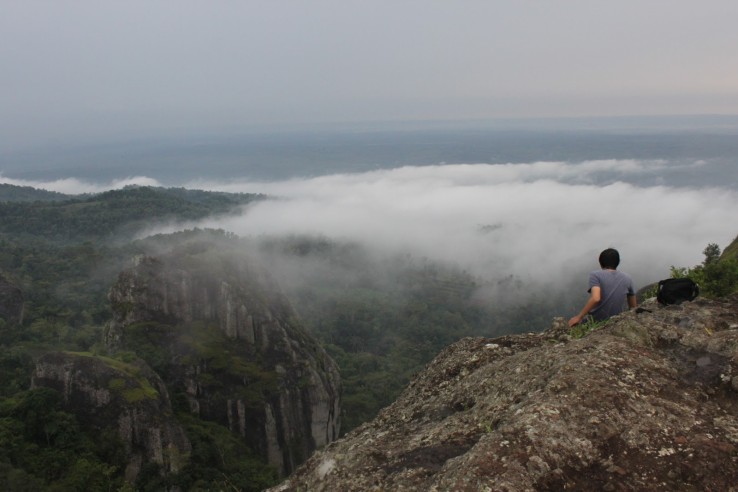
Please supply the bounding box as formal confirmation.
[271,294,738,490]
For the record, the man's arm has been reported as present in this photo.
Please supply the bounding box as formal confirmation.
[627,294,637,309]
[568,286,601,327]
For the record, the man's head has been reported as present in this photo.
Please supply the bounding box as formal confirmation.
[599,248,620,269]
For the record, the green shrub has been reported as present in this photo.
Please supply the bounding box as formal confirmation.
[671,243,738,298]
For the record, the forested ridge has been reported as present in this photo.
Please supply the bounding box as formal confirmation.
[0,183,70,202]
[0,185,264,242]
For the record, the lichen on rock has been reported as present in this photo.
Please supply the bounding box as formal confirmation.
[271,294,738,491]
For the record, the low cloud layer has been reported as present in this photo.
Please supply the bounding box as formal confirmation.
[178,160,738,290]
[5,160,736,292]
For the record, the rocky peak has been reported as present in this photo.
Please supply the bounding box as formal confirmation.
[272,295,738,490]
[106,250,341,476]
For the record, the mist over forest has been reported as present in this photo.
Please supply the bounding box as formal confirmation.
[126,157,738,315]
[4,124,738,324]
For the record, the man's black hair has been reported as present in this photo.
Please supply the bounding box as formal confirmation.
[599,248,620,269]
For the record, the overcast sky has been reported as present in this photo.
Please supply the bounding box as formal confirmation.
[2,1,738,149]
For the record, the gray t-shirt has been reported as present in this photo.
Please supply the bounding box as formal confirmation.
[588,269,635,321]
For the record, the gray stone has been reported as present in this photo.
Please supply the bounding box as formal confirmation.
[271,294,738,490]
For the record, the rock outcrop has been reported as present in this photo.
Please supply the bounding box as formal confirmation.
[272,295,738,490]
[0,272,24,324]
[32,351,191,483]
[105,252,341,476]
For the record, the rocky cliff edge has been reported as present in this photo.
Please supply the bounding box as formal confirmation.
[271,294,738,491]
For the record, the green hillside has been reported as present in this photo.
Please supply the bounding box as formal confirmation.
[670,240,738,298]
[0,183,70,202]
[721,234,738,260]
[0,186,264,242]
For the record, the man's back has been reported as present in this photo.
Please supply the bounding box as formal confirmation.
[568,248,637,328]
[588,269,635,321]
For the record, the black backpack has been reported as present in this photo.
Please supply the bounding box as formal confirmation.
[657,278,699,305]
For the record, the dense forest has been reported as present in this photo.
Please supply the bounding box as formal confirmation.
[0,186,277,490]
[1,183,736,490]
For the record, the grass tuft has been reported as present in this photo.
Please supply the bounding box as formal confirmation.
[569,317,609,339]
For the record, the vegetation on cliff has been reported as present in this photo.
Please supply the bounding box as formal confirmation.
[0,387,127,491]
[671,240,738,298]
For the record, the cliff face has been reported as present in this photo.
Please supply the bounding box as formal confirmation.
[272,294,738,491]
[105,253,341,476]
[31,351,191,483]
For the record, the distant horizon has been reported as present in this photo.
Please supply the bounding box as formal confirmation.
[2,113,738,189]
[6,112,738,152]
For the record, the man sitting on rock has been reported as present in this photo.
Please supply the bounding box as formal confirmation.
[568,248,637,327]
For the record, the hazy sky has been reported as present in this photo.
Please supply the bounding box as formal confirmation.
[3,1,738,149]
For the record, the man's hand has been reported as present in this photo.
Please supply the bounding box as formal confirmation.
[569,286,600,328]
